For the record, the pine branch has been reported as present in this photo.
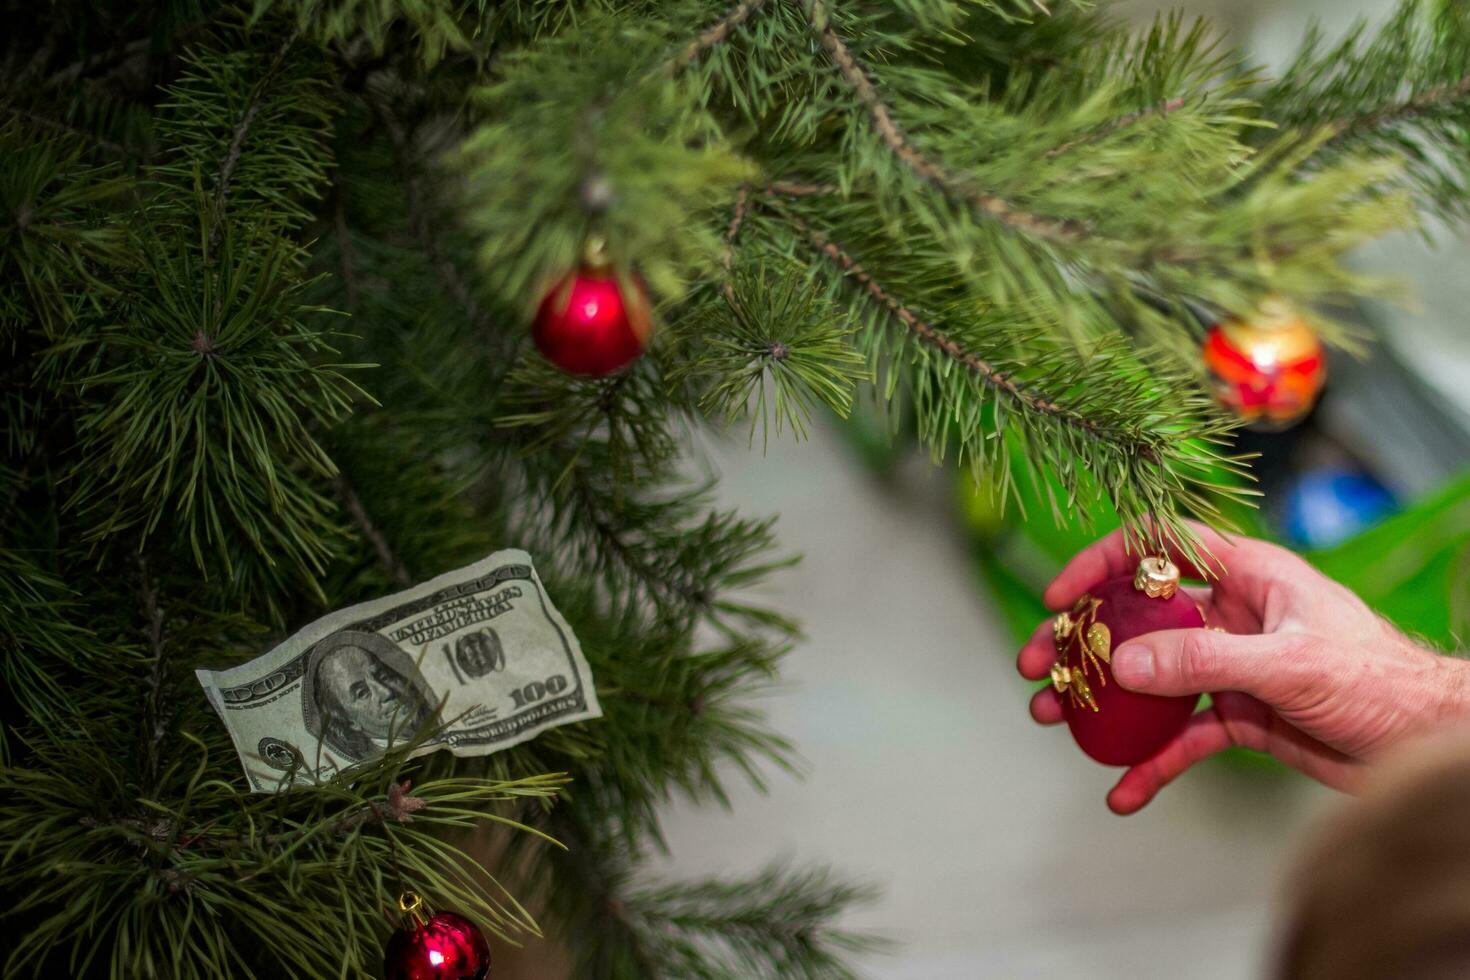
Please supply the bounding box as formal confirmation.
[624,862,885,979]
[1326,72,1470,149]
[786,212,1139,455]
[331,176,360,309]
[569,463,713,614]
[0,104,127,155]
[43,37,152,91]
[1043,95,1187,158]
[365,80,497,341]
[332,472,413,587]
[1259,4,1470,219]
[803,0,1083,244]
[137,558,170,793]
[208,26,303,254]
[673,0,770,70]
[75,781,425,854]
[547,813,666,978]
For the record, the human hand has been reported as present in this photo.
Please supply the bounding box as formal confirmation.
[1016,524,1468,814]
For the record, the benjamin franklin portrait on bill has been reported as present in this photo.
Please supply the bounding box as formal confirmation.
[301,629,435,760]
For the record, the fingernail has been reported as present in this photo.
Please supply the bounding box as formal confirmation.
[1112,643,1154,688]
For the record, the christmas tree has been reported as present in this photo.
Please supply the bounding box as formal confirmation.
[3,0,1469,976]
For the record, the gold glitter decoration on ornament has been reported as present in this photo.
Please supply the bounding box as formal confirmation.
[1085,622,1112,664]
[1053,611,1075,646]
[1051,596,1107,713]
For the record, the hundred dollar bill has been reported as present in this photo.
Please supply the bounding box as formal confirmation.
[197,549,601,792]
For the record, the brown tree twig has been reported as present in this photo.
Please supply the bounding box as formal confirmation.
[1,104,127,155]
[81,780,426,853]
[1323,72,1470,149]
[569,465,710,611]
[332,178,360,310]
[364,83,496,339]
[207,26,302,255]
[671,0,769,70]
[765,180,839,197]
[784,210,1156,456]
[721,185,752,300]
[722,181,840,298]
[333,473,412,587]
[43,37,152,90]
[804,0,1084,245]
[1043,96,1188,159]
[138,557,170,793]
[1,457,34,536]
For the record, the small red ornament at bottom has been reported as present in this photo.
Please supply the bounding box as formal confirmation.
[531,241,652,377]
[384,892,491,980]
[1052,557,1204,767]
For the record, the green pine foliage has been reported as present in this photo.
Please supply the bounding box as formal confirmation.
[2,0,1469,977]
[1259,0,1470,224]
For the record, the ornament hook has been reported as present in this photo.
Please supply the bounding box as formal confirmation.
[397,891,431,927]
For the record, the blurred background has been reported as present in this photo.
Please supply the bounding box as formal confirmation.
[638,1,1470,977]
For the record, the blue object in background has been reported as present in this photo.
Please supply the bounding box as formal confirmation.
[1281,467,1398,550]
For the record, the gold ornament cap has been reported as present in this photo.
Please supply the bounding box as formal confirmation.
[398,891,432,928]
[1134,556,1180,599]
[1217,296,1322,364]
[581,235,612,272]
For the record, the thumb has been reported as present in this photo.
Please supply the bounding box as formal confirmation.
[1112,628,1328,707]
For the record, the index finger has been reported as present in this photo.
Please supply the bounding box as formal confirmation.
[1042,522,1278,612]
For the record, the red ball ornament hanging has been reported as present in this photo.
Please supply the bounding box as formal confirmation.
[531,239,652,377]
[1202,298,1326,431]
[1052,557,1204,767]
[383,892,491,980]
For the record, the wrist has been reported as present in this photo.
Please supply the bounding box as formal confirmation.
[1429,649,1470,728]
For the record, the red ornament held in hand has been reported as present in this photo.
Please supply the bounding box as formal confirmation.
[1203,297,1325,431]
[532,238,652,377]
[383,892,491,980]
[1053,556,1204,767]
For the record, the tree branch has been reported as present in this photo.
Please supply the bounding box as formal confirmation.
[138,557,169,793]
[569,464,710,612]
[331,177,360,310]
[43,37,152,91]
[1323,72,1470,149]
[365,81,502,347]
[544,812,664,979]
[721,185,751,301]
[81,780,426,854]
[1043,96,1188,159]
[208,26,301,254]
[672,0,769,70]
[786,211,1156,460]
[333,472,412,587]
[803,0,1084,245]
[0,103,127,155]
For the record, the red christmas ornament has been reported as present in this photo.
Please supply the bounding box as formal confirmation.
[531,240,651,377]
[384,892,491,980]
[1202,298,1325,431]
[1052,557,1204,767]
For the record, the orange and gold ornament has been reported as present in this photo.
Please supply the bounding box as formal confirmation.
[1202,298,1326,431]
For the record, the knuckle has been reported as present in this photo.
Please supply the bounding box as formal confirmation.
[1177,631,1220,688]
